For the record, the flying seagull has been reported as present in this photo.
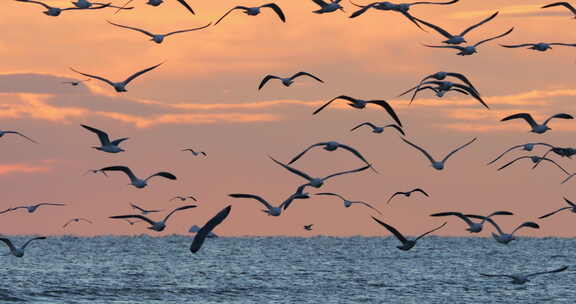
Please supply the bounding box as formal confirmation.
[81,124,128,153]
[70,62,163,92]
[400,80,488,108]
[387,188,429,204]
[371,217,447,251]
[497,155,569,176]
[190,205,231,253]
[480,266,568,285]
[311,0,345,14]
[501,113,573,134]
[401,71,481,102]
[539,197,576,219]
[481,217,540,244]
[542,2,576,18]
[304,224,314,231]
[401,137,477,170]
[487,142,554,165]
[229,189,308,216]
[11,203,66,213]
[181,149,206,156]
[62,78,91,86]
[15,0,111,16]
[412,11,499,45]
[501,42,576,52]
[0,130,37,144]
[171,195,197,202]
[62,218,92,228]
[423,27,514,56]
[430,211,513,233]
[315,192,382,214]
[258,72,323,90]
[214,3,286,25]
[350,122,405,136]
[71,0,133,10]
[288,141,375,171]
[110,205,197,232]
[115,0,195,14]
[107,21,211,44]
[130,203,163,215]
[313,95,403,127]
[0,236,46,257]
[97,166,177,189]
[269,156,370,188]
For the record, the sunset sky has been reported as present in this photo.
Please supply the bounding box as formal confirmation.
[2,0,576,237]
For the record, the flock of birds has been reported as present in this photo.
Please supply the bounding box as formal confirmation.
[5,0,576,285]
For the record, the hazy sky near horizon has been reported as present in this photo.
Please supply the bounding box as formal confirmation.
[2,0,576,237]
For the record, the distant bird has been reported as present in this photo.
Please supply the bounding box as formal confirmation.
[315,192,382,214]
[15,0,110,16]
[387,188,429,204]
[430,211,513,233]
[125,219,140,226]
[97,166,177,189]
[541,2,576,18]
[170,195,197,202]
[62,78,91,86]
[214,3,286,25]
[304,224,314,231]
[311,0,345,14]
[401,137,477,170]
[189,225,218,238]
[400,80,488,108]
[480,266,568,285]
[258,72,323,90]
[70,62,163,93]
[62,218,92,228]
[71,0,133,10]
[190,205,231,253]
[402,71,481,101]
[371,217,447,251]
[110,205,197,232]
[288,141,374,171]
[269,156,370,188]
[500,42,576,52]
[539,197,576,219]
[350,122,405,136]
[313,95,403,127]
[487,143,554,165]
[497,155,569,175]
[130,203,163,215]
[11,203,66,213]
[107,21,211,44]
[181,149,206,156]
[117,0,196,15]
[413,12,499,45]
[0,236,46,257]
[229,189,308,216]
[405,85,471,101]
[423,28,514,56]
[482,218,540,244]
[0,130,37,144]
[81,124,128,153]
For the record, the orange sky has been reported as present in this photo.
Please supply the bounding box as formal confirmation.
[1,0,576,238]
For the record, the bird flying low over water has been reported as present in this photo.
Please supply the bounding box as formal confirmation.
[304,224,314,231]
[81,124,128,153]
[62,218,92,228]
[110,205,197,232]
[214,3,286,25]
[500,113,573,134]
[311,0,345,14]
[269,156,371,188]
[500,42,576,52]
[0,130,37,144]
[542,2,576,18]
[412,12,499,45]
[288,141,375,171]
[430,211,513,233]
[315,192,382,214]
[70,62,163,92]
[313,95,403,126]
[480,217,540,244]
[0,236,46,257]
[190,205,231,253]
[350,122,405,136]
[15,0,111,16]
[480,266,568,285]
[107,21,211,44]
[371,217,447,251]
[401,137,477,170]
[189,225,218,238]
[487,142,554,165]
[10,203,66,214]
[97,166,177,189]
[258,72,323,90]
[423,28,514,56]
[387,188,429,204]
[539,197,576,219]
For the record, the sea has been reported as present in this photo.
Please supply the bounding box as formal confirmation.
[0,236,574,303]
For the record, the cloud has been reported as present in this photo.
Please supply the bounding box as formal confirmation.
[0,163,51,175]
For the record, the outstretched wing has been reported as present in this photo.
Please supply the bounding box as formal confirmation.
[501,113,538,128]
[323,165,371,181]
[401,137,437,165]
[69,67,116,87]
[145,172,177,182]
[487,144,526,165]
[163,205,197,223]
[415,221,447,241]
[0,238,17,254]
[229,193,273,210]
[190,205,231,253]
[474,27,514,47]
[99,166,137,182]
[353,201,382,215]
[511,221,539,235]
[258,75,280,90]
[543,113,573,126]
[291,72,324,83]
[459,11,499,36]
[412,188,429,197]
[107,21,154,37]
[371,217,409,244]
[497,156,533,171]
[269,156,314,182]
[366,100,403,127]
[123,62,164,85]
[21,236,47,250]
[261,3,286,22]
[526,266,569,278]
[542,2,576,15]
[165,23,212,36]
[81,124,110,145]
[539,207,571,219]
[500,43,536,48]
[110,214,156,226]
[176,0,195,15]
[430,212,474,227]
[451,84,488,109]
[313,95,354,115]
[411,16,454,38]
[214,6,246,25]
[337,143,372,167]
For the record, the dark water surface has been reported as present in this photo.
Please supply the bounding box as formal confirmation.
[1,236,574,303]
